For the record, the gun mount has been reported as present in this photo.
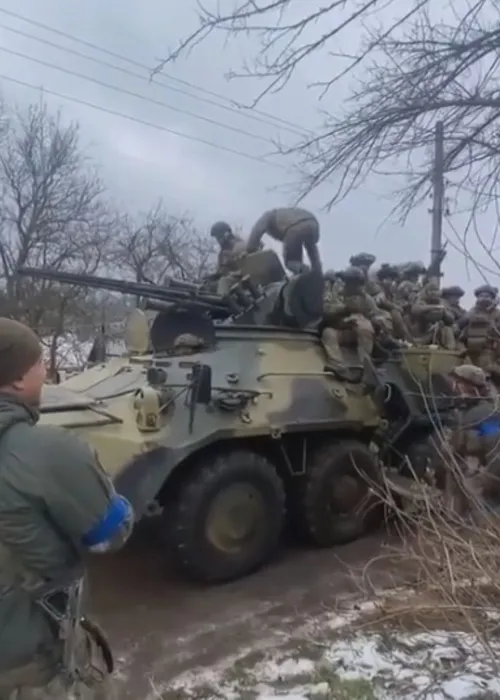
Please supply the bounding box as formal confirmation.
[18,251,325,352]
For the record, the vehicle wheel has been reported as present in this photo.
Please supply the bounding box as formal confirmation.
[300,440,383,546]
[170,450,285,583]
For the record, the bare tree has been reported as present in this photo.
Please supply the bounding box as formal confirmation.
[156,1,500,258]
[112,200,216,285]
[155,1,428,105]
[0,100,112,368]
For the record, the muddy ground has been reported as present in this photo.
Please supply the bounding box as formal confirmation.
[87,528,407,698]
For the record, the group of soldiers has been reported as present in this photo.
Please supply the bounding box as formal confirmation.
[321,254,500,379]
[208,206,500,381]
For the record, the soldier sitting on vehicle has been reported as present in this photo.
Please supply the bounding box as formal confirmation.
[321,267,392,377]
[373,264,412,342]
[410,282,456,349]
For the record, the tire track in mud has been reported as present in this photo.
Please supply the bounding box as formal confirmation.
[87,530,407,698]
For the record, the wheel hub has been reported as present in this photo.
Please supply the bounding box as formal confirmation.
[206,483,264,554]
[331,474,364,512]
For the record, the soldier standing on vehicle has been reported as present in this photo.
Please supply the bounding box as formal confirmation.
[246,207,322,275]
[460,285,500,377]
[441,286,466,323]
[209,221,247,295]
[0,318,134,699]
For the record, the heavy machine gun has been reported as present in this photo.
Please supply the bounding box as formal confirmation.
[16,266,263,321]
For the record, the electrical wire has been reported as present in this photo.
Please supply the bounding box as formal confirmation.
[0,73,289,169]
[0,45,274,144]
[0,22,308,139]
[0,6,312,136]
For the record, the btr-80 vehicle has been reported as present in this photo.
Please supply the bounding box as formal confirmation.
[19,253,466,584]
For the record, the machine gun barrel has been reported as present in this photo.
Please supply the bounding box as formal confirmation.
[17,267,230,313]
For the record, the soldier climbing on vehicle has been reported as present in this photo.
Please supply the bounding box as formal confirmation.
[246,207,322,275]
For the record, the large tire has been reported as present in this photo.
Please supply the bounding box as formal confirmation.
[300,440,382,546]
[170,450,286,583]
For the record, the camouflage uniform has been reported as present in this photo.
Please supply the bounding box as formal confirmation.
[321,272,345,367]
[410,282,456,349]
[373,264,412,341]
[335,266,382,363]
[441,285,466,323]
[395,262,427,322]
[349,253,378,295]
[246,207,322,274]
[461,285,500,375]
[442,285,466,349]
[209,221,247,296]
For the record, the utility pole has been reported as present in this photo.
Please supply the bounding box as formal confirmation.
[430,121,445,287]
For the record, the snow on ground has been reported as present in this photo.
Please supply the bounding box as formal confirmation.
[150,592,500,700]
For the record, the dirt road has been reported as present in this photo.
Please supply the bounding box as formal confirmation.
[88,529,405,698]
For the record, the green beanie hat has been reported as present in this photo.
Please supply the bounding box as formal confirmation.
[0,318,42,387]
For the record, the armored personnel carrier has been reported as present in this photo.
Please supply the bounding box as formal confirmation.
[20,252,466,583]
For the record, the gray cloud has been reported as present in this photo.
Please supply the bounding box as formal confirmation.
[0,0,493,295]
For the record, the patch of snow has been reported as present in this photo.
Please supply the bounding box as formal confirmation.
[158,593,500,700]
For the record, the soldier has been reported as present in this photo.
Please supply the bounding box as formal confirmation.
[324,266,390,369]
[321,270,346,371]
[410,282,456,349]
[0,318,133,699]
[349,253,378,295]
[460,285,500,375]
[396,262,427,310]
[210,221,247,295]
[441,285,466,323]
[246,207,322,275]
[373,264,412,341]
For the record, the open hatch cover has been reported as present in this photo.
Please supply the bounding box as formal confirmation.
[40,385,97,412]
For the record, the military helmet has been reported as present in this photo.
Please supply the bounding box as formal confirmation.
[349,252,376,267]
[402,261,426,275]
[377,263,399,280]
[451,364,488,388]
[441,285,465,299]
[474,284,498,298]
[210,221,232,239]
[323,269,338,282]
[340,266,365,283]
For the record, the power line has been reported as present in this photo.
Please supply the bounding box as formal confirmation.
[0,22,308,139]
[0,6,312,136]
[0,45,274,145]
[0,73,289,169]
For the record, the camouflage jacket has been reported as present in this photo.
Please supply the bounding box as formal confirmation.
[396,280,421,307]
[0,397,125,670]
[217,237,246,273]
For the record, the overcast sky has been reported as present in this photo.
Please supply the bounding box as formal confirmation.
[0,0,495,297]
